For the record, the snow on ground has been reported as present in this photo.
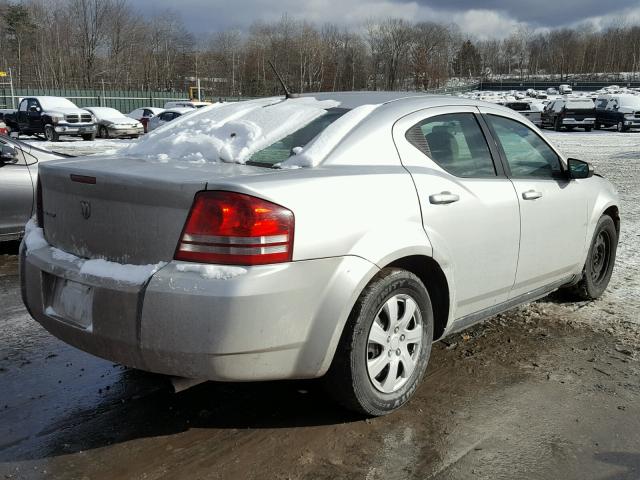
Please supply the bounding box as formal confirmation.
[544,130,640,329]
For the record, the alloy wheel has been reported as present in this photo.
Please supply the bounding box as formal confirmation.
[366,294,423,393]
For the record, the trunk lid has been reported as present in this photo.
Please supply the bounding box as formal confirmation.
[39,155,271,264]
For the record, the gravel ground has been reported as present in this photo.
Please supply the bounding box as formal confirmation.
[0,129,637,479]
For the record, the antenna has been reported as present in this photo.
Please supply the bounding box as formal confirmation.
[268,60,298,99]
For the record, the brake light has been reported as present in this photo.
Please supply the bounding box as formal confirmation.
[175,191,294,266]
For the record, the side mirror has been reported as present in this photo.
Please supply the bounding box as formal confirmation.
[567,158,594,179]
[0,145,18,164]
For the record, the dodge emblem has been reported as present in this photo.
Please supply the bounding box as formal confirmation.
[80,201,91,219]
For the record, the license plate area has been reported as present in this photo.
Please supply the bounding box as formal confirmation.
[45,275,94,330]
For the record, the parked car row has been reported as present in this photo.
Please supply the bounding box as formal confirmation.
[539,94,640,132]
[466,88,640,133]
[1,97,209,140]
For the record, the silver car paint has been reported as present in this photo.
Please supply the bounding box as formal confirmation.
[0,139,62,240]
[21,93,620,381]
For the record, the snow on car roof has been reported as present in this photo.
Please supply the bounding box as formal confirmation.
[34,96,79,110]
[127,97,341,164]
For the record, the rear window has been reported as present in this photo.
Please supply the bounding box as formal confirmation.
[247,108,349,166]
[505,102,529,111]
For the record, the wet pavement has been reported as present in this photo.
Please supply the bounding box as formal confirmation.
[1,131,640,479]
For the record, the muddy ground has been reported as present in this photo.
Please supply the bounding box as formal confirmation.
[1,131,639,479]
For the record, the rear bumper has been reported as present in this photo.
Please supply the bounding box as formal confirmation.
[21,243,376,381]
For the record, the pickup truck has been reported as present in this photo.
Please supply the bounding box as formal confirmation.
[4,96,96,141]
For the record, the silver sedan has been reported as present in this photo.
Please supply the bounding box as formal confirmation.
[0,137,65,241]
[21,93,619,415]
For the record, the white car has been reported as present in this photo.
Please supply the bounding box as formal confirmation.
[147,107,194,132]
[559,84,573,94]
[85,107,144,139]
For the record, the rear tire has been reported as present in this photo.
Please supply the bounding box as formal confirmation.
[617,121,627,132]
[594,122,601,130]
[44,124,58,142]
[566,215,617,300]
[325,268,433,416]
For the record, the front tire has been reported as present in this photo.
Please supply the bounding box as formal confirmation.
[82,133,96,141]
[554,118,562,131]
[584,126,592,132]
[44,124,58,142]
[569,215,618,300]
[325,268,433,416]
[99,126,109,139]
[617,121,628,132]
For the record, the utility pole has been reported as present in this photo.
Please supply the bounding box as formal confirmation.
[9,68,16,109]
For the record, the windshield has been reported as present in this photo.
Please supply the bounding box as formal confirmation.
[247,108,349,166]
[37,97,78,110]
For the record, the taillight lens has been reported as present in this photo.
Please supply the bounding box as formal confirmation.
[175,191,294,266]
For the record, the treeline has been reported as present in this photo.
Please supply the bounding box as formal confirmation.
[1,0,640,97]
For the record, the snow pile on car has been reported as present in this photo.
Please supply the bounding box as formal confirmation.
[283,104,380,168]
[127,97,340,164]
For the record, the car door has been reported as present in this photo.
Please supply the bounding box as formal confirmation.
[0,139,35,239]
[480,108,588,298]
[608,97,621,125]
[393,106,520,319]
[595,97,609,126]
[543,101,555,127]
[29,98,44,132]
[17,98,29,131]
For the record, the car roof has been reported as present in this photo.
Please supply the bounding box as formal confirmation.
[164,107,193,114]
[298,91,521,116]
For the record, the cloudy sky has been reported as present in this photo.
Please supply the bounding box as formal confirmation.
[133,0,640,39]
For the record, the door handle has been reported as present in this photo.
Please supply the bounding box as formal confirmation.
[522,190,543,200]
[429,191,460,205]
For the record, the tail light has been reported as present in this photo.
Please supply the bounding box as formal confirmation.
[36,179,43,227]
[175,191,294,266]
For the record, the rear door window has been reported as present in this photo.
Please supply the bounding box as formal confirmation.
[405,113,497,177]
